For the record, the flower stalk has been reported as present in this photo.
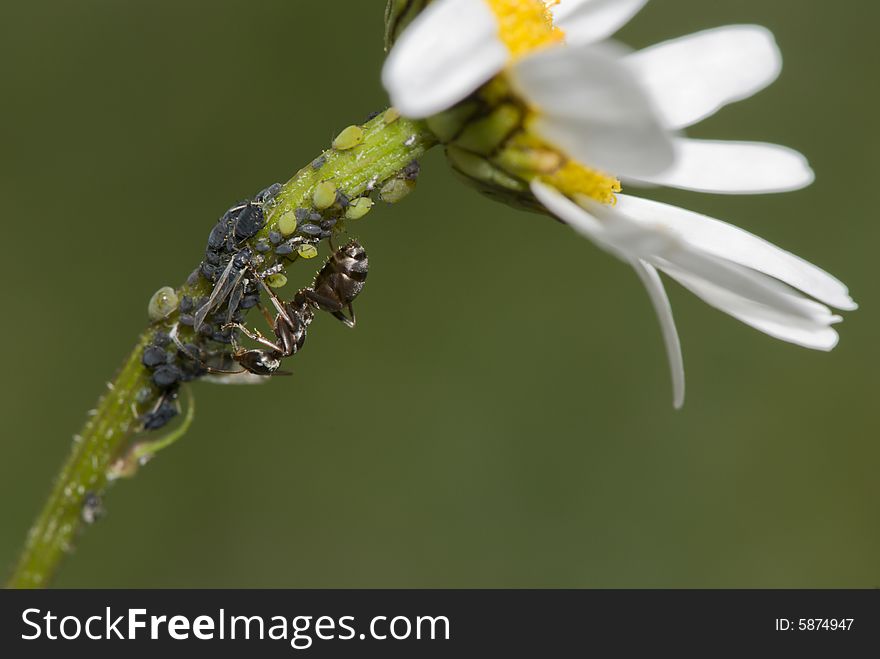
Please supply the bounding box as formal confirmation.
[6,112,437,589]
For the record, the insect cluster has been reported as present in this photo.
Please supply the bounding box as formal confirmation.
[225,239,369,376]
[138,185,371,433]
[134,110,422,438]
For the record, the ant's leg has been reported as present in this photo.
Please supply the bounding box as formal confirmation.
[302,289,355,327]
[247,264,296,329]
[257,302,276,331]
[223,322,284,353]
[331,303,356,328]
[174,337,243,377]
[302,289,343,312]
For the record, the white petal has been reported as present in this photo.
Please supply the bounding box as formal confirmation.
[612,195,857,310]
[566,194,830,322]
[531,180,621,256]
[532,182,686,408]
[382,0,507,118]
[204,373,270,386]
[545,185,847,346]
[626,139,814,194]
[511,44,674,177]
[662,264,841,351]
[625,25,782,129]
[631,259,686,409]
[552,0,648,45]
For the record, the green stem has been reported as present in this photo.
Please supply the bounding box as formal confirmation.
[6,112,437,589]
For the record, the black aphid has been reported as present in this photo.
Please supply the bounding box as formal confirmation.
[152,365,182,389]
[142,390,179,430]
[142,346,169,369]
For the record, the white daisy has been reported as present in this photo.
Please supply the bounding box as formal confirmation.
[382,0,856,407]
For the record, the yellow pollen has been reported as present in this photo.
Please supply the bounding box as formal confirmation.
[541,160,622,206]
[485,0,564,59]
[506,127,622,205]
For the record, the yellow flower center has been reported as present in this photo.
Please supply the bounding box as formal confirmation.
[509,127,622,205]
[542,159,622,206]
[439,2,621,206]
[485,0,564,59]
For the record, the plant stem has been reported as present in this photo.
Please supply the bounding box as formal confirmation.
[6,112,437,589]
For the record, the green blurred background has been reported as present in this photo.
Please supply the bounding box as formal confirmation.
[1,0,877,588]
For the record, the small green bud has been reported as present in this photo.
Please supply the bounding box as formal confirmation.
[265,273,288,289]
[277,211,298,237]
[385,0,430,51]
[297,244,319,259]
[313,181,338,210]
[379,177,416,204]
[493,144,564,177]
[445,146,525,192]
[451,104,522,155]
[345,197,374,220]
[148,286,179,322]
[425,101,481,143]
[332,125,365,151]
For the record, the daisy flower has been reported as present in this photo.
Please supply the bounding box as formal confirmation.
[382,0,856,407]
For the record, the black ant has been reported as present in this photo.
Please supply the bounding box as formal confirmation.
[221,239,369,376]
[297,238,368,328]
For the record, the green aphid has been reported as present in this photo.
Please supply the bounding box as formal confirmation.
[379,178,416,204]
[265,273,288,289]
[297,244,319,259]
[345,197,374,220]
[147,286,179,322]
[313,181,338,210]
[277,211,298,237]
[332,125,365,151]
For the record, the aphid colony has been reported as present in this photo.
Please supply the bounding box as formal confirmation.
[136,106,423,437]
[139,181,372,433]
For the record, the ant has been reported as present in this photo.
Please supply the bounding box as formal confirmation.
[222,240,369,376]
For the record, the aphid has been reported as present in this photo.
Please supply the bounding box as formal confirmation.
[298,223,323,238]
[255,182,283,205]
[142,389,179,430]
[148,286,179,322]
[296,244,319,259]
[332,125,365,151]
[81,492,104,525]
[379,177,416,204]
[401,160,421,181]
[152,332,171,347]
[135,387,154,405]
[277,212,298,237]
[299,239,368,328]
[152,364,183,390]
[194,247,254,330]
[313,181,338,210]
[142,346,169,369]
[345,197,374,220]
[195,184,281,330]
